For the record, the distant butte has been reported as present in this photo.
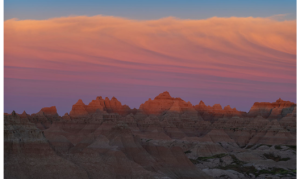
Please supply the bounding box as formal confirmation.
[7,91,296,121]
[40,106,58,115]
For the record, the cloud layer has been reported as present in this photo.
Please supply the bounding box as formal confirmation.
[4,16,296,114]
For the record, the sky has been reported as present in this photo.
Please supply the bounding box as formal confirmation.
[4,0,296,20]
[4,1,296,115]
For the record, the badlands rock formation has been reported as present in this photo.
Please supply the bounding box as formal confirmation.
[248,98,296,119]
[40,106,58,116]
[4,92,296,179]
[70,97,131,118]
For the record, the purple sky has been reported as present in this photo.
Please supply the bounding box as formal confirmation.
[4,2,296,115]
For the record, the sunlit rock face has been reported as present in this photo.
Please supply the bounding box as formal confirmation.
[139,91,195,115]
[5,92,296,179]
[69,99,89,117]
[193,100,246,122]
[69,97,131,118]
[248,98,296,119]
[40,106,58,116]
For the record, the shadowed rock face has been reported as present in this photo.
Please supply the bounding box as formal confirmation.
[4,112,89,179]
[5,92,296,179]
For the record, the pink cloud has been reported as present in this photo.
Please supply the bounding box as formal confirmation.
[4,15,296,114]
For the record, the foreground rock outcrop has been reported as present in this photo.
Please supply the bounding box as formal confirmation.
[4,92,296,179]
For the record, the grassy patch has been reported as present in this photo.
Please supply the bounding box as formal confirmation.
[286,145,296,151]
[263,153,290,162]
[217,155,257,176]
[230,155,247,166]
[145,139,152,142]
[274,145,282,150]
[189,158,198,164]
[218,155,294,177]
[218,164,295,177]
[197,153,228,162]
[218,164,257,176]
[256,168,296,177]
[184,150,191,154]
[189,153,228,164]
[245,145,253,149]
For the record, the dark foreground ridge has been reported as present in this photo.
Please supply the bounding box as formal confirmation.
[4,91,296,179]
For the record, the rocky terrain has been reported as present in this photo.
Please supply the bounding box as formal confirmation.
[4,92,296,179]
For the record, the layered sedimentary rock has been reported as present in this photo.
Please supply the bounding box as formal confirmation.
[70,99,89,117]
[139,91,195,115]
[248,98,296,118]
[40,106,58,116]
[4,112,89,179]
[194,101,246,122]
[5,91,296,179]
[69,96,130,118]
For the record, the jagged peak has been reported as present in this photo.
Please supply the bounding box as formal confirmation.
[11,110,17,116]
[19,111,28,118]
[252,98,295,106]
[36,111,45,116]
[249,98,296,113]
[75,99,85,105]
[96,96,103,100]
[40,106,57,115]
[7,94,294,117]
[275,98,294,104]
[224,105,232,110]
[212,104,222,110]
[199,100,206,106]
[154,91,172,100]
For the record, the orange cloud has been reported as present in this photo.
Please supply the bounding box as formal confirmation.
[4,15,296,102]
